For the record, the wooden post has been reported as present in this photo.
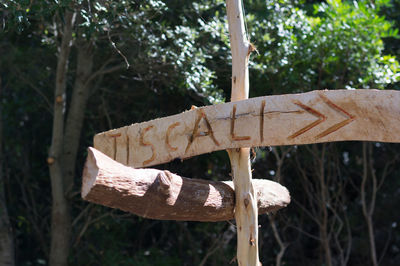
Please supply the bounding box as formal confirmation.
[226,0,259,265]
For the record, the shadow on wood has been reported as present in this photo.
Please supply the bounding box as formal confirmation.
[82,147,290,222]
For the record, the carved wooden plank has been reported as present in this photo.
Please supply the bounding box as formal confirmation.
[81,148,290,222]
[94,89,400,168]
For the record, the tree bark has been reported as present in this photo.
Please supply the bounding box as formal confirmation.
[0,78,15,266]
[82,147,290,222]
[63,42,94,194]
[48,10,75,266]
[226,0,259,265]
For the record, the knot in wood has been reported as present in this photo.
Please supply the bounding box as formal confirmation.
[157,170,172,194]
[47,157,55,165]
[247,42,258,57]
[249,234,255,246]
[55,95,64,104]
[244,197,250,208]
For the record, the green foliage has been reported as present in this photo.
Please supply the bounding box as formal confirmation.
[312,0,399,88]
[248,0,399,96]
[1,0,225,104]
[1,0,71,32]
[86,0,227,103]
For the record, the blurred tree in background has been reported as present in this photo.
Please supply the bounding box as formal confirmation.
[0,0,399,265]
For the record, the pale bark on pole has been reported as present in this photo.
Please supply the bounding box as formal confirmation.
[226,0,260,265]
[82,148,290,222]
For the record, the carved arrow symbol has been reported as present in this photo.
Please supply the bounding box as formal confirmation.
[288,94,356,140]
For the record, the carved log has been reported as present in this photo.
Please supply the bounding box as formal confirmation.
[82,147,290,222]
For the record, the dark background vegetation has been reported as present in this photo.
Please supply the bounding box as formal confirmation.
[1,0,400,265]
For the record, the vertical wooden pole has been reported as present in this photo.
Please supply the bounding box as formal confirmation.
[226,1,260,265]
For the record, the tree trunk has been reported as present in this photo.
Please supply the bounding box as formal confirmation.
[361,142,378,266]
[63,42,94,194]
[81,147,290,221]
[226,0,259,265]
[0,78,15,266]
[48,10,75,266]
[317,145,332,266]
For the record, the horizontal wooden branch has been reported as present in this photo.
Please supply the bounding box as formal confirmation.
[82,147,290,222]
[93,89,400,168]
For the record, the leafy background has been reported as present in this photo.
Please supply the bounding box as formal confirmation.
[1,0,400,265]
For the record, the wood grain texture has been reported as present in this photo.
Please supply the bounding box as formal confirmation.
[81,148,290,222]
[94,89,400,168]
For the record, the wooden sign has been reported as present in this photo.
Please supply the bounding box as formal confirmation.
[94,89,400,168]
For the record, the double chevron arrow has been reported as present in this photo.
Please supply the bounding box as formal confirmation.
[288,93,356,140]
